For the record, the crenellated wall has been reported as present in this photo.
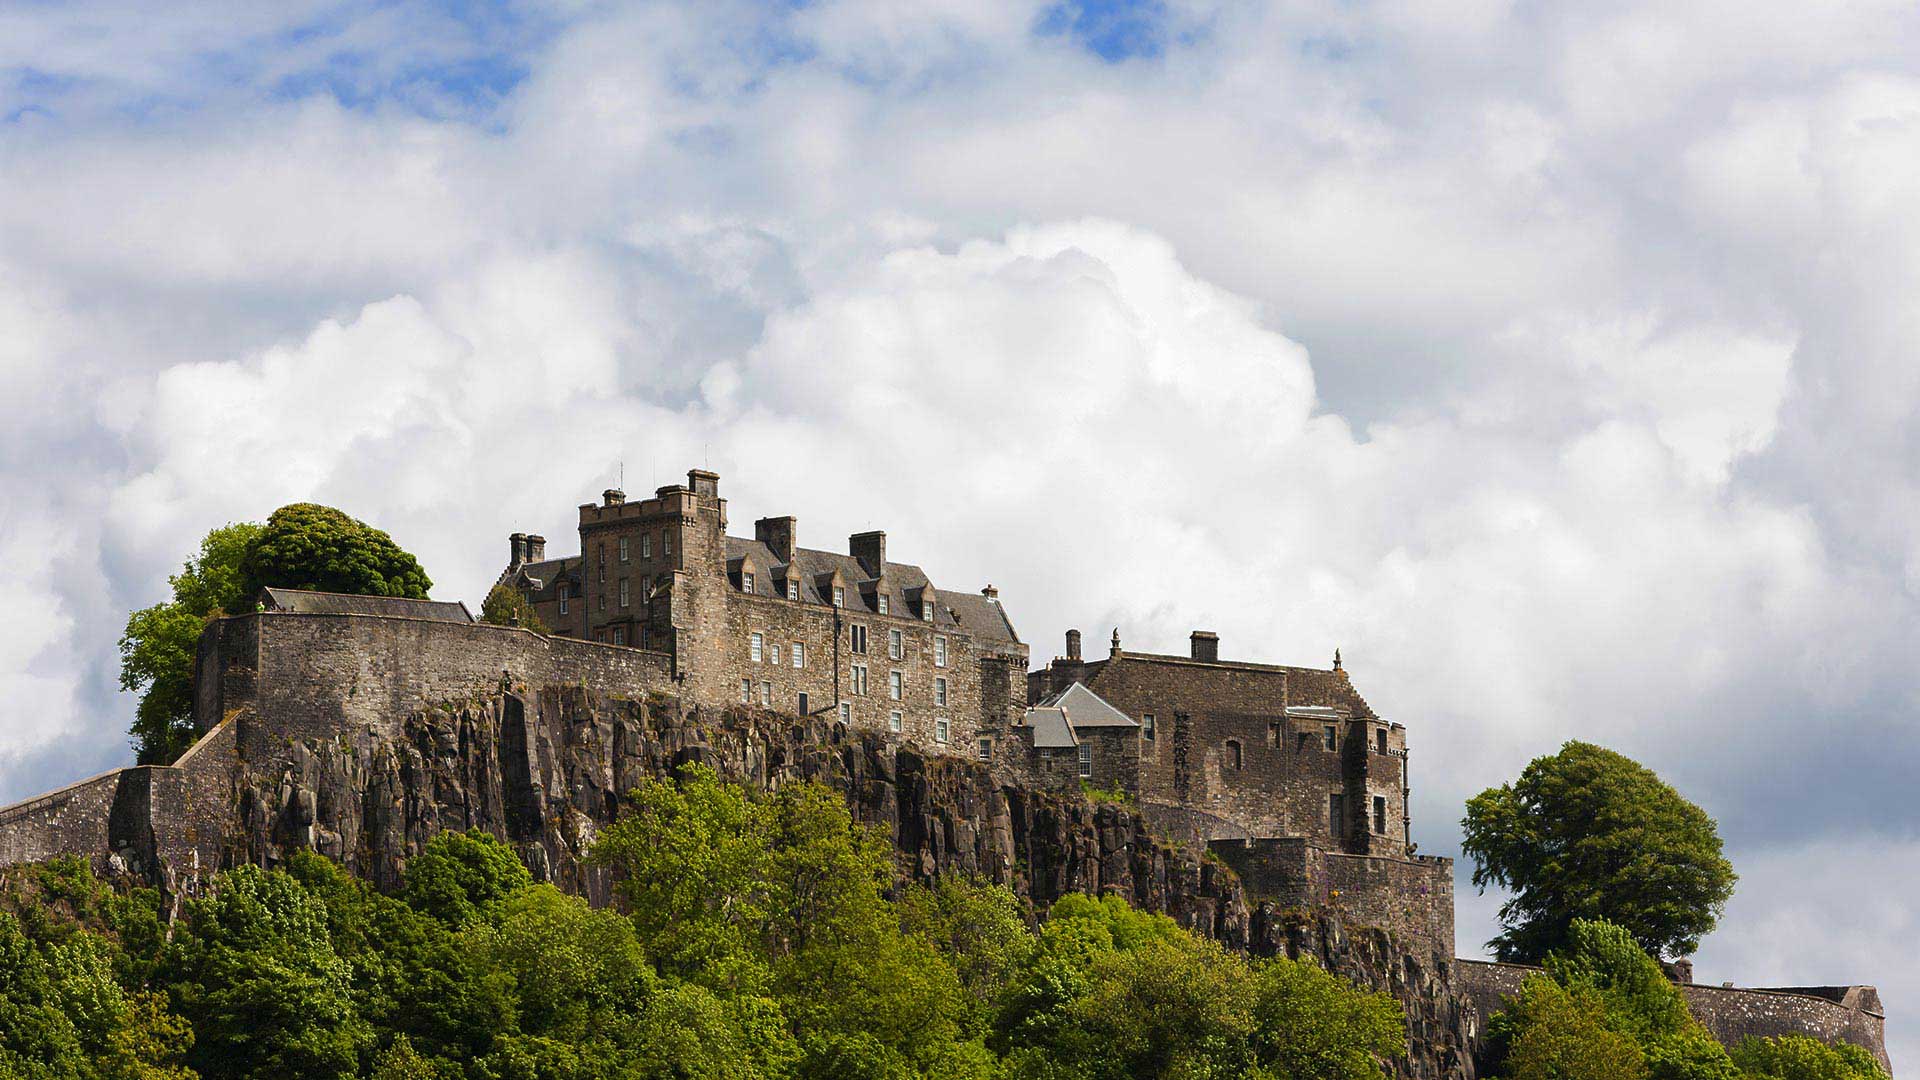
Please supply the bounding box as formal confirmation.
[1208,836,1454,961]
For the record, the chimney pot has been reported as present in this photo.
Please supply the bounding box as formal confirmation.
[1065,628,1082,661]
[1190,631,1219,662]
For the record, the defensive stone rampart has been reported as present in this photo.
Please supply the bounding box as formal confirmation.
[1455,959,1890,1073]
[1208,836,1454,961]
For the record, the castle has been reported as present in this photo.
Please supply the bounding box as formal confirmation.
[0,467,1890,1074]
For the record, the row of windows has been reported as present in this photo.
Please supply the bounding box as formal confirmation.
[845,662,947,703]
[604,532,672,568]
[738,684,973,753]
[748,633,807,668]
[738,571,936,622]
[747,627,948,667]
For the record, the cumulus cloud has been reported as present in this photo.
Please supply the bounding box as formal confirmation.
[2,2,1918,1067]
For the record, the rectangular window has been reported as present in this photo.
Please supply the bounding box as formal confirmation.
[618,578,630,608]
[740,679,751,704]
[769,642,782,667]
[761,681,772,707]
[641,534,652,558]
[618,537,628,562]
[750,632,763,662]
[877,594,889,615]
[935,718,950,744]
[663,531,672,556]
[889,670,904,700]
[1329,794,1344,837]
[839,701,851,724]
[1142,714,1155,741]
[597,593,605,611]
[888,629,903,660]
[851,663,869,696]
[934,677,948,707]
[922,600,934,623]
[1077,742,1092,778]
[558,585,569,615]
[1323,725,1338,753]
[788,580,800,601]
[598,544,606,583]
[798,691,810,715]
[792,643,804,668]
[1376,728,1387,754]
[743,571,755,594]
[889,710,903,733]
[611,627,624,646]
[933,636,947,667]
[850,625,868,654]
[977,737,992,761]
[833,586,845,608]
[1373,796,1388,834]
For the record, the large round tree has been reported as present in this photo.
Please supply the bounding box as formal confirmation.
[1461,741,1735,963]
[238,503,431,600]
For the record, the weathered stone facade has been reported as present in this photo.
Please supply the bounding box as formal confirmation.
[500,470,1030,763]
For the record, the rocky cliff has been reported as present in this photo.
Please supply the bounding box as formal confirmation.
[225,684,1478,1079]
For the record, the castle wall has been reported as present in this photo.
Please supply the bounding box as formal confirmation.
[1209,836,1455,960]
[1454,960,1891,1073]
[0,770,121,868]
[197,612,675,753]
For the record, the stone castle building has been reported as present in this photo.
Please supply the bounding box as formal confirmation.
[0,465,1889,1075]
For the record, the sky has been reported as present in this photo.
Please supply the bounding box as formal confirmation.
[1,0,1915,1066]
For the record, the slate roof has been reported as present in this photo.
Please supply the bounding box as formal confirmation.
[723,538,1019,646]
[1068,651,1374,718]
[258,587,475,624]
[506,556,581,600]
[1024,706,1077,749]
[1034,682,1137,728]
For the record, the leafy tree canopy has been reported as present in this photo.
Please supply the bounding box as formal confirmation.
[480,583,547,633]
[1462,741,1736,962]
[238,503,430,600]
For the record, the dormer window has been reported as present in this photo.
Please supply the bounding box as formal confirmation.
[742,572,755,594]
[922,600,934,622]
[833,586,845,608]
[787,580,800,601]
[877,594,890,615]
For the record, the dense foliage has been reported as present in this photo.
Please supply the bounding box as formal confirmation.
[479,585,547,633]
[1486,919,1886,1080]
[119,508,429,764]
[236,504,431,601]
[0,772,1413,1080]
[1462,741,1737,962]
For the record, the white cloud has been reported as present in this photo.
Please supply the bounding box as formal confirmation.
[2,2,1919,1035]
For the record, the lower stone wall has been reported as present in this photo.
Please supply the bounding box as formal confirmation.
[1454,959,1890,1073]
[1209,836,1454,961]
[0,770,121,867]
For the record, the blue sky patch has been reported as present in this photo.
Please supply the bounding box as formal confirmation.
[1036,0,1172,62]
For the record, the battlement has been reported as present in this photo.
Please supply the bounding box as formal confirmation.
[1209,836,1454,959]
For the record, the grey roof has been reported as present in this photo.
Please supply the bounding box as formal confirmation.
[509,556,581,599]
[1025,706,1078,748]
[1037,682,1137,728]
[259,587,475,624]
[723,537,1019,646]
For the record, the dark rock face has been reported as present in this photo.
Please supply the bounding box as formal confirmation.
[227,686,1476,1079]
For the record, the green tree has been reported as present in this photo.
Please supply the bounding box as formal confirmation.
[1499,976,1649,1080]
[160,865,371,1080]
[401,829,533,928]
[237,503,431,600]
[1462,742,1736,962]
[480,584,547,633]
[1248,955,1407,1080]
[898,877,1034,1034]
[1731,1035,1889,1080]
[119,523,262,764]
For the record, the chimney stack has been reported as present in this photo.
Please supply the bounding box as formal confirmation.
[851,531,886,577]
[981,584,999,601]
[1066,629,1082,661]
[756,517,798,563]
[1190,631,1219,662]
[509,532,528,567]
[525,535,546,563]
